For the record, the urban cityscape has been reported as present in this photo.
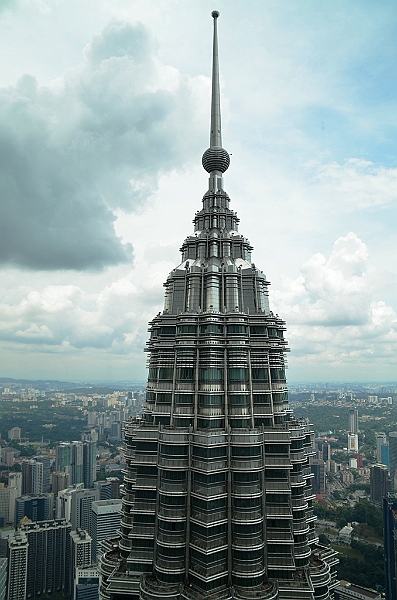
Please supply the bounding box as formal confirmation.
[0,3,396,600]
[2,378,397,599]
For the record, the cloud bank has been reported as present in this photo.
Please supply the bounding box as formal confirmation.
[306,159,397,209]
[0,232,395,381]
[0,21,202,270]
[272,233,397,378]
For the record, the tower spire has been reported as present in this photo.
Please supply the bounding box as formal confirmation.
[202,10,230,190]
[210,10,222,148]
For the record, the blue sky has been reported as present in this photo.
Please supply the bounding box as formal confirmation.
[0,0,396,382]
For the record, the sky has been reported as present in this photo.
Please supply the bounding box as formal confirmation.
[0,0,396,384]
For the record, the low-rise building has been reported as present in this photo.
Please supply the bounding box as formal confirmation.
[334,580,381,600]
[338,524,354,544]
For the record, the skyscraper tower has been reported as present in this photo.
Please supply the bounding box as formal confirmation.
[55,441,97,488]
[383,493,397,600]
[377,432,387,463]
[99,11,338,600]
[389,433,397,490]
[348,409,358,434]
[21,459,44,495]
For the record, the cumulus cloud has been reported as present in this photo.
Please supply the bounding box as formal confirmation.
[0,231,395,381]
[273,232,371,326]
[0,276,143,352]
[272,232,397,375]
[306,158,397,209]
[0,21,203,270]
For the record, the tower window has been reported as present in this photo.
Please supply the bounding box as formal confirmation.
[200,368,223,381]
[227,325,247,334]
[178,325,197,335]
[228,368,248,381]
[159,326,176,336]
[252,368,269,381]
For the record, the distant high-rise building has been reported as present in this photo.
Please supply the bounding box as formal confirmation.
[322,441,331,462]
[370,464,389,505]
[55,442,97,488]
[57,485,99,531]
[8,473,22,498]
[70,528,92,570]
[6,531,28,600]
[56,442,72,473]
[389,433,397,490]
[93,478,120,501]
[322,441,331,472]
[70,528,93,595]
[14,494,53,529]
[0,487,17,525]
[311,459,326,495]
[0,556,7,600]
[99,12,338,600]
[349,457,358,469]
[89,500,121,563]
[0,448,18,468]
[75,566,99,600]
[7,428,21,442]
[382,445,391,471]
[353,453,364,468]
[34,455,52,493]
[377,433,387,462]
[347,433,359,453]
[71,442,84,486]
[21,459,43,495]
[83,442,97,490]
[51,471,70,496]
[87,412,98,427]
[384,493,397,600]
[19,519,71,599]
[110,422,123,441]
[348,409,359,434]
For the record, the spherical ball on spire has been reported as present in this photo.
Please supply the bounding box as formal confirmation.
[211,10,220,19]
[202,146,230,173]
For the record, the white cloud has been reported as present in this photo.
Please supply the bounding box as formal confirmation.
[306,158,397,209]
[272,233,397,380]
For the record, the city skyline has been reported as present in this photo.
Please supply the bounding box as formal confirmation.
[0,0,396,383]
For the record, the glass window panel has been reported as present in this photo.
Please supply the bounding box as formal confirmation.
[177,367,194,380]
[200,324,223,335]
[252,368,269,381]
[250,326,266,335]
[159,326,176,336]
[200,368,223,381]
[228,368,248,381]
[178,325,197,334]
[227,325,247,334]
[158,368,174,380]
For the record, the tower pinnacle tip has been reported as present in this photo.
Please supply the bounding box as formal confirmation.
[202,8,230,180]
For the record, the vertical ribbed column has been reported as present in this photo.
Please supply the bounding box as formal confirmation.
[206,274,220,311]
[225,274,240,312]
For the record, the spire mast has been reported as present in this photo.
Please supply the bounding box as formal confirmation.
[202,10,230,190]
[210,10,222,148]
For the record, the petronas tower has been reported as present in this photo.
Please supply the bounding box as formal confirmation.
[99,11,338,600]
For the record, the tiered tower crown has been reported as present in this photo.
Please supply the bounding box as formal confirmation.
[99,12,338,600]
